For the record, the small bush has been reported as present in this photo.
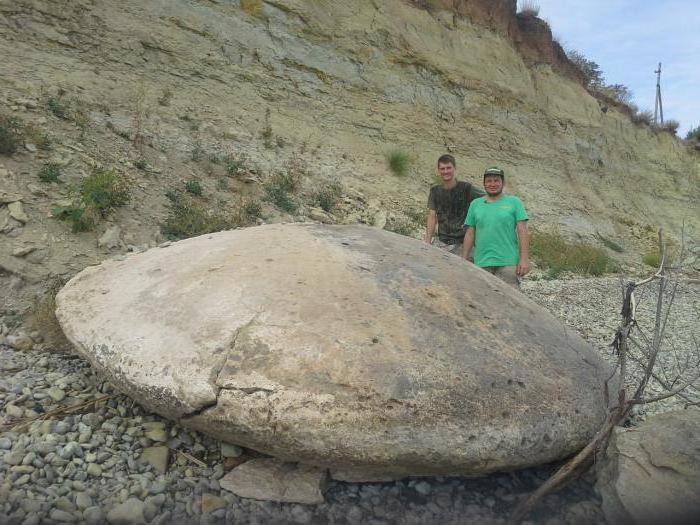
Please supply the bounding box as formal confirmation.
[240,0,264,16]
[51,205,97,232]
[642,251,660,267]
[161,191,244,240]
[158,88,173,106]
[25,278,72,351]
[685,125,700,142]
[47,97,70,120]
[244,199,262,219]
[216,177,229,191]
[656,119,680,135]
[0,114,22,155]
[385,216,417,237]
[185,179,203,196]
[313,179,343,212]
[226,154,248,177]
[191,140,205,161]
[80,168,130,215]
[264,156,305,213]
[632,110,653,126]
[387,150,410,177]
[38,162,62,183]
[518,0,540,17]
[134,158,147,170]
[531,231,618,277]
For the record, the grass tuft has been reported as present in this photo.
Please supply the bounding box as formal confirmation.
[38,162,62,183]
[312,179,343,212]
[387,150,410,177]
[531,231,618,277]
[0,114,23,155]
[185,179,203,196]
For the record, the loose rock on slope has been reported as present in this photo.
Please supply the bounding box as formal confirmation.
[56,224,610,479]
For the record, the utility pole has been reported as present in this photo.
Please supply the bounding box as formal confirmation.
[654,62,664,125]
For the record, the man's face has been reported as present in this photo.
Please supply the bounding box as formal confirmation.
[483,175,504,196]
[437,162,456,184]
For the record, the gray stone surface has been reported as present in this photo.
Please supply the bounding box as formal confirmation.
[220,458,328,504]
[596,410,700,525]
[56,224,610,477]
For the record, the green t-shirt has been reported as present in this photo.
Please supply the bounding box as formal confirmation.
[464,194,528,267]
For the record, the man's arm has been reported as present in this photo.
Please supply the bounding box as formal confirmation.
[462,227,475,259]
[424,208,437,244]
[516,220,530,276]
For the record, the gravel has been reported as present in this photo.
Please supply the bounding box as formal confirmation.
[1,275,697,524]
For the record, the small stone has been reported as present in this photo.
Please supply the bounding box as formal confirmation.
[4,451,24,465]
[106,498,145,525]
[25,143,38,153]
[7,333,34,351]
[0,437,12,449]
[76,492,93,509]
[98,225,123,250]
[86,463,102,476]
[220,443,243,458]
[12,246,36,257]
[15,474,31,485]
[49,509,77,522]
[6,403,25,418]
[137,446,169,475]
[47,387,67,402]
[8,201,29,223]
[144,429,168,443]
[414,481,432,495]
[201,494,227,513]
[83,507,104,525]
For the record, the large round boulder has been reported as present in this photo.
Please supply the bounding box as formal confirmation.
[56,224,610,478]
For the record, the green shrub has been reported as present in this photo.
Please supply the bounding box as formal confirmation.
[531,231,618,277]
[642,251,660,267]
[686,125,700,142]
[656,119,680,135]
[0,114,22,155]
[80,168,130,215]
[384,216,416,237]
[185,179,203,196]
[243,199,262,219]
[47,97,70,120]
[216,177,229,191]
[38,162,62,183]
[264,158,304,213]
[161,191,243,240]
[312,179,343,212]
[51,205,96,232]
[517,1,540,17]
[191,140,204,161]
[134,158,147,170]
[226,154,247,177]
[387,150,410,177]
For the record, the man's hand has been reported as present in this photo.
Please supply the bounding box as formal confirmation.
[516,259,530,277]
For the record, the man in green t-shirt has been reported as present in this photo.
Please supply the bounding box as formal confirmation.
[462,167,530,288]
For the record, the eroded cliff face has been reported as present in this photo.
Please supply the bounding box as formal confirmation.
[0,0,698,305]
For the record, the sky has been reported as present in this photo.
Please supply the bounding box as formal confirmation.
[532,0,700,137]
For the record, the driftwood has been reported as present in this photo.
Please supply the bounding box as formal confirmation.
[510,229,700,523]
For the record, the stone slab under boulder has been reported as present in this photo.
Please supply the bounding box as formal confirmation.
[596,409,700,525]
[220,458,328,504]
[56,224,610,478]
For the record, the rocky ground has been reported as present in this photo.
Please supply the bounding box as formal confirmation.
[0,273,698,525]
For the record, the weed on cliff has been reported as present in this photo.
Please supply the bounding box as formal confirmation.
[52,168,130,232]
[38,162,62,183]
[656,120,680,135]
[0,114,22,155]
[312,179,343,212]
[47,96,70,120]
[25,278,72,352]
[517,1,540,17]
[185,179,203,196]
[387,150,410,177]
[161,191,255,240]
[240,0,264,17]
[264,155,305,213]
[531,231,618,277]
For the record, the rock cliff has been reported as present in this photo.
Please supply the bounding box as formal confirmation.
[0,0,698,308]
